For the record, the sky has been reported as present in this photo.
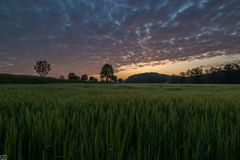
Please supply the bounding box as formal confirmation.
[0,0,240,79]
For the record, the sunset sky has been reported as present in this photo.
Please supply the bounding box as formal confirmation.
[0,0,240,79]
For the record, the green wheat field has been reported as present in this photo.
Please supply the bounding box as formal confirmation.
[0,84,240,160]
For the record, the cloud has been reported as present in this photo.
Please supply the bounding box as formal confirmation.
[0,0,240,76]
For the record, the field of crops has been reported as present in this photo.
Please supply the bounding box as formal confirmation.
[0,84,240,159]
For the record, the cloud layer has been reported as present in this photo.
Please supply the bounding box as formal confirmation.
[0,0,240,76]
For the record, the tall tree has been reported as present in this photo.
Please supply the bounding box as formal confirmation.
[100,64,114,82]
[223,64,240,83]
[89,76,98,82]
[209,67,222,73]
[180,72,186,77]
[59,75,65,80]
[34,60,51,77]
[189,67,203,83]
[190,67,203,77]
[68,73,79,80]
[112,75,118,83]
[81,74,88,81]
[186,69,191,77]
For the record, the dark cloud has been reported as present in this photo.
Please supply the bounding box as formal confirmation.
[0,0,240,76]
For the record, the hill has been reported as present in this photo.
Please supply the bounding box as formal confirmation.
[125,72,171,83]
[0,73,66,84]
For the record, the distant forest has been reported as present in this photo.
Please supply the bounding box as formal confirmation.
[171,63,240,84]
[127,63,240,84]
[0,62,240,84]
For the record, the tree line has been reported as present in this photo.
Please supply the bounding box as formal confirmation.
[170,63,240,84]
[34,61,123,83]
[34,60,240,84]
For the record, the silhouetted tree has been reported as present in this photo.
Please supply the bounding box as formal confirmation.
[209,67,222,73]
[34,60,51,77]
[59,75,65,80]
[235,64,240,70]
[205,67,223,83]
[100,64,114,82]
[112,75,118,83]
[68,73,79,80]
[186,69,191,77]
[190,67,203,77]
[205,69,210,74]
[189,67,203,83]
[81,74,88,81]
[223,63,240,83]
[180,72,186,77]
[89,76,98,82]
[224,64,235,71]
[100,75,105,82]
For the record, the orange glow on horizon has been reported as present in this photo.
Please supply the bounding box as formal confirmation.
[115,54,240,79]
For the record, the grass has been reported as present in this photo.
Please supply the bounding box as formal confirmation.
[0,84,240,159]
